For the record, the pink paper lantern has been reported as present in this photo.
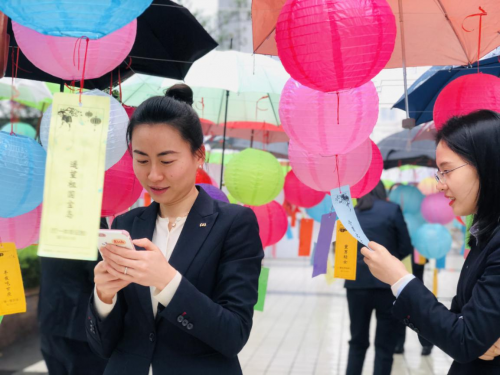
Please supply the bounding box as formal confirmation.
[284,170,325,208]
[276,0,396,92]
[101,151,143,217]
[289,139,372,192]
[13,20,137,81]
[350,141,384,198]
[280,79,378,155]
[418,177,439,196]
[196,168,213,185]
[123,105,136,119]
[246,201,288,248]
[434,74,500,130]
[421,193,455,225]
[0,204,41,249]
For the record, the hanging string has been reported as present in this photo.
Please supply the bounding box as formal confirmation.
[335,155,342,193]
[336,91,340,124]
[109,70,113,95]
[118,69,122,103]
[462,6,487,73]
[79,37,90,103]
[9,47,21,135]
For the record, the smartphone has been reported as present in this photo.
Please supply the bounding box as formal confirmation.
[98,229,135,258]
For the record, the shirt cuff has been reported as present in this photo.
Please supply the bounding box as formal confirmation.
[93,286,117,320]
[391,274,416,298]
[153,271,182,308]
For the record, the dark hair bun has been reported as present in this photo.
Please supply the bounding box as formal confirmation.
[165,84,194,106]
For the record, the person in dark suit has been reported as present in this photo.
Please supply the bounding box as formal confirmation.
[38,217,108,375]
[86,92,264,375]
[361,110,500,375]
[344,181,412,375]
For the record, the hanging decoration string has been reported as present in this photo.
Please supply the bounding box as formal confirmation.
[335,155,342,193]
[462,6,487,73]
[73,36,90,103]
[10,47,21,134]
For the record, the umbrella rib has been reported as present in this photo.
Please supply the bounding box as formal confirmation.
[267,93,280,126]
[128,56,195,64]
[434,0,472,64]
[253,28,276,54]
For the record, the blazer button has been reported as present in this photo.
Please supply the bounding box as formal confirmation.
[149,333,155,342]
[408,323,415,330]
[187,323,193,330]
[182,319,189,327]
[177,315,184,323]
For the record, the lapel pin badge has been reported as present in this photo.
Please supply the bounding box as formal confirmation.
[199,223,207,227]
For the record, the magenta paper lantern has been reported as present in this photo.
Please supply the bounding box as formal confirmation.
[421,193,455,225]
[13,20,136,81]
[247,201,288,248]
[434,74,500,130]
[350,141,383,198]
[280,79,378,154]
[276,0,396,92]
[0,205,41,249]
[197,183,230,203]
[284,170,325,208]
[101,151,143,217]
[289,138,372,192]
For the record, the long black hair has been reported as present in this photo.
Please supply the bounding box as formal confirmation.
[126,94,203,155]
[436,109,500,246]
[356,181,387,211]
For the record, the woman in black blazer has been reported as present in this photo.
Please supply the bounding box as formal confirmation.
[361,110,500,375]
[86,91,264,375]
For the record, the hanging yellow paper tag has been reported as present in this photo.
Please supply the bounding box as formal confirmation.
[334,221,358,280]
[0,243,27,316]
[402,255,413,274]
[38,93,110,261]
[325,258,336,285]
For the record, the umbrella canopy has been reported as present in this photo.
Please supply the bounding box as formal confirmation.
[378,126,437,169]
[0,77,52,110]
[393,56,500,125]
[252,0,500,68]
[5,0,217,89]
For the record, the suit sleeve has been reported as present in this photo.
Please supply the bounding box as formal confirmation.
[86,216,128,359]
[159,208,264,358]
[393,206,413,260]
[393,246,500,363]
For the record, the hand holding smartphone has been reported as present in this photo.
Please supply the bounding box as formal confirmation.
[98,229,135,258]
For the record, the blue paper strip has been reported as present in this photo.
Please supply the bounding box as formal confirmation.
[312,213,337,277]
[286,222,293,239]
[330,186,370,247]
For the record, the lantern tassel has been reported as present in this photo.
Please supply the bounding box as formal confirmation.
[462,7,487,73]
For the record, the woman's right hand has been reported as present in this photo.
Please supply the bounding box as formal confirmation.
[94,260,130,304]
[479,338,500,360]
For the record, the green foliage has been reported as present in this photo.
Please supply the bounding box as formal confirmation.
[17,245,41,289]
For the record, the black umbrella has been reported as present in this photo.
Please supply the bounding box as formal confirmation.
[378,126,437,169]
[4,0,217,89]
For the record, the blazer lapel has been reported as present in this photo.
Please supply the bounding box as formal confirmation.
[130,202,159,325]
[169,188,218,276]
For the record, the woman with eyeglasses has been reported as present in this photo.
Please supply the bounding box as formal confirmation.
[361,110,500,375]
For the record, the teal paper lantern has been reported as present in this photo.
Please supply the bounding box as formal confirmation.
[403,212,426,244]
[389,185,424,215]
[0,133,46,218]
[413,224,452,259]
[1,122,37,139]
[224,149,284,206]
[0,0,153,39]
[306,195,334,223]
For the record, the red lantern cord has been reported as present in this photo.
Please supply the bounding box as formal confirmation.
[73,36,90,103]
[335,154,341,193]
[462,6,487,73]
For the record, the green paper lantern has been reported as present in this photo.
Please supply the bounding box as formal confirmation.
[224,149,284,206]
[1,122,37,139]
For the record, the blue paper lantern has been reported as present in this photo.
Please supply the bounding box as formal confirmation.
[389,185,424,215]
[403,212,426,243]
[413,224,452,259]
[306,195,334,223]
[1,122,37,139]
[0,0,153,39]
[0,133,46,218]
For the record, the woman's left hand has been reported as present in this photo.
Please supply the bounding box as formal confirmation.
[360,241,410,286]
[100,238,177,291]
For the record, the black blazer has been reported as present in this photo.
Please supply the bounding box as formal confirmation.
[345,200,413,289]
[86,188,264,375]
[393,229,500,374]
[38,217,108,341]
